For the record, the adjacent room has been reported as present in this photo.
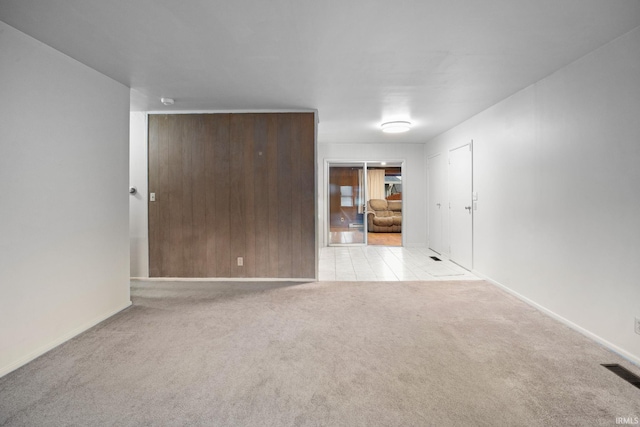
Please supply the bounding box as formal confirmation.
[327,162,403,246]
[1,1,640,425]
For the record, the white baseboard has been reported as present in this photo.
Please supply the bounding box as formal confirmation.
[130,277,316,282]
[0,301,132,378]
[473,270,640,368]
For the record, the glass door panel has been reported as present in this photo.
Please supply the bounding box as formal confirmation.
[365,163,403,247]
[328,163,366,245]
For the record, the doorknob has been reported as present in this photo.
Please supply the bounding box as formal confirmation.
[436,203,441,208]
[465,206,472,212]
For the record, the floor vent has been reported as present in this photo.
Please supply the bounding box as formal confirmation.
[602,364,640,389]
[430,256,442,261]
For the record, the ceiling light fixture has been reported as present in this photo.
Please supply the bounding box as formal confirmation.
[381,121,411,133]
[161,97,174,106]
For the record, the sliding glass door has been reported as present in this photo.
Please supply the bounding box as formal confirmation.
[327,160,404,247]
[328,163,367,245]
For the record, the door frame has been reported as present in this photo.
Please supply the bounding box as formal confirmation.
[427,152,444,255]
[447,141,473,270]
[324,159,405,247]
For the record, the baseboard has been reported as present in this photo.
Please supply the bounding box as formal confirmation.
[473,270,640,368]
[0,301,132,378]
[131,277,316,282]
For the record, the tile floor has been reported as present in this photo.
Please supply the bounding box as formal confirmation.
[319,246,480,281]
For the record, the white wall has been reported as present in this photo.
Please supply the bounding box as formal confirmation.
[426,27,640,363]
[0,22,131,376]
[318,143,427,247]
[129,112,148,277]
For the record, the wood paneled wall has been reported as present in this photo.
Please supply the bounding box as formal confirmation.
[148,113,316,278]
[329,167,360,227]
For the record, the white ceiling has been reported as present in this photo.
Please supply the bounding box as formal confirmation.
[2,1,639,144]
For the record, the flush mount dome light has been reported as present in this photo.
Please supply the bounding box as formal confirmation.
[160,97,174,106]
[381,121,411,133]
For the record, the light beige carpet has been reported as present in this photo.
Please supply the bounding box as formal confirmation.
[1,280,639,426]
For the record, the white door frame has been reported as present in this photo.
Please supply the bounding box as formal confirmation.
[323,159,405,247]
[427,153,444,254]
[448,141,473,270]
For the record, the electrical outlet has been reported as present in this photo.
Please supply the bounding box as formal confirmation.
[635,317,640,335]
[237,257,243,267]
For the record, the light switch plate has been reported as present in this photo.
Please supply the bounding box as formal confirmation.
[150,192,156,202]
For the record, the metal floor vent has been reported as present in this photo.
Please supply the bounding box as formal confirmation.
[430,256,442,261]
[601,364,640,389]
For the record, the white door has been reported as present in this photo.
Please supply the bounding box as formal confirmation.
[427,154,444,254]
[449,143,473,269]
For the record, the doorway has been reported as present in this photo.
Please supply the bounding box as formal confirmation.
[327,161,403,247]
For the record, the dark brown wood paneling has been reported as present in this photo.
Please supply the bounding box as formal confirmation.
[229,114,246,277]
[276,114,293,277]
[180,115,195,277]
[289,115,303,277]
[148,112,315,278]
[147,115,160,277]
[297,113,316,278]
[239,115,256,278]
[167,115,184,275]
[286,113,316,278]
[204,114,231,277]
[211,115,231,277]
[203,116,218,276]
[265,115,280,277]
[252,115,270,277]
[189,115,207,277]
[150,115,172,276]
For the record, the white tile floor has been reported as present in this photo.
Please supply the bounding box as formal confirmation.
[319,246,480,281]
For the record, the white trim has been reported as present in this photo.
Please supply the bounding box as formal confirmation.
[131,277,315,282]
[145,108,317,115]
[0,301,132,378]
[474,270,640,368]
[313,111,320,280]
